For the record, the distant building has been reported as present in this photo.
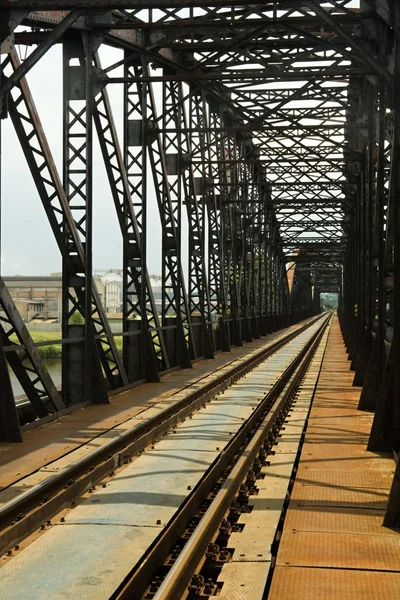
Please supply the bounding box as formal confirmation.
[97,270,123,313]
[3,275,106,323]
[149,275,162,313]
[96,270,163,314]
[3,271,164,323]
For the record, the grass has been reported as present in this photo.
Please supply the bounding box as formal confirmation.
[12,325,176,360]
[10,331,125,360]
[10,331,62,359]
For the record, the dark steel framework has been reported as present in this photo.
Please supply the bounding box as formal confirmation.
[1,0,400,523]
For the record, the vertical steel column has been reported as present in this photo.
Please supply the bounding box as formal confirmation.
[238,141,252,342]
[0,106,22,440]
[353,84,375,384]
[180,84,214,358]
[121,56,166,379]
[142,68,192,369]
[266,213,275,332]
[359,81,386,410]
[257,172,268,336]
[383,4,400,525]
[7,47,125,405]
[218,120,241,346]
[271,224,280,329]
[250,164,262,339]
[157,74,193,366]
[345,76,363,358]
[0,333,21,442]
[62,36,108,405]
[205,103,229,351]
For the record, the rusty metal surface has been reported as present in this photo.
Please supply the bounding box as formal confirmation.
[290,483,389,510]
[295,468,393,489]
[297,455,394,472]
[215,324,330,600]
[0,523,162,600]
[284,506,400,535]
[0,471,51,504]
[269,567,400,600]
[268,318,398,600]
[0,322,324,599]
[276,530,400,571]
[0,321,304,492]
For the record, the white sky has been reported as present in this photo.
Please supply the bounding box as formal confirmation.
[1,44,167,277]
[1,1,356,276]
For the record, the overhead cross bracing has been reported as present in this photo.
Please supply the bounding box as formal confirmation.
[0,0,397,464]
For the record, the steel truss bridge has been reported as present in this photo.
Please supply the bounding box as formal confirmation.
[1,0,400,524]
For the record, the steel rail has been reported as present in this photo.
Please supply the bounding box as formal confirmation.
[112,314,330,600]
[0,314,324,556]
[152,332,322,600]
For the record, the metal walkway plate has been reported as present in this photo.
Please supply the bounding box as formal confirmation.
[268,318,398,600]
[216,324,329,600]
[276,530,400,571]
[217,562,270,600]
[269,567,400,600]
[0,323,322,600]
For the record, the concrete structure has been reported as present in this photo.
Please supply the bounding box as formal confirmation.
[2,275,106,323]
[2,272,163,324]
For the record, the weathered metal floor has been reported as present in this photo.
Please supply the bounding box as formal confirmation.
[0,321,325,599]
[268,316,400,600]
[0,321,302,501]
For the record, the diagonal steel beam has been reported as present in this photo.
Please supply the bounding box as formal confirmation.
[6,45,128,395]
[307,0,392,84]
[0,10,82,97]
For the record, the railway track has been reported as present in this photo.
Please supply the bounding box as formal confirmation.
[0,313,331,599]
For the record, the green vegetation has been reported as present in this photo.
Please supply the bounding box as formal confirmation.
[69,311,85,325]
[10,331,62,359]
[10,331,124,359]
[320,293,338,312]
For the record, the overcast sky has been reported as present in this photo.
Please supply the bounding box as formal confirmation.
[1,44,168,277]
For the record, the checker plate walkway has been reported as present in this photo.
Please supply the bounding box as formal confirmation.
[268,315,400,600]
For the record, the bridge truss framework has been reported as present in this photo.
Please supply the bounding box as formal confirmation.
[1,0,400,522]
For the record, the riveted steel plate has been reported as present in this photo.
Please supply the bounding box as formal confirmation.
[272,441,301,454]
[40,419,146,472]
[268,566,400,600]
[289,405,310,413]
[305,421,369,434]
[284,506,400,536]
[305,432,369,445]
[290,483,389,510]
[279,424,305,435]
[217,562,270,600]
[300,442,383,460]
[284,414,307,426]
[149,418,239,451]
[189,408,256,423]
[229,483,289,562]
[276,530,400,571]
[260,456,296,482]
[275,433,302,442]
[295,469,393,489]
[229,513,275,563]
[64,447,217,527]
[0,523,161,600]
[297,455,393,472]
[0,471,52,504]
